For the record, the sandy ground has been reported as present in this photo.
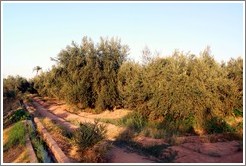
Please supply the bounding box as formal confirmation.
[28,96,243,163]
[28,97,156,163]
[134,136,243,163]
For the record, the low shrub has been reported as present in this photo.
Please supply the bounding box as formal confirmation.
[73,120,106,150]
[9,109,31,124]
[205,117,235,134]
[118,111,147,132]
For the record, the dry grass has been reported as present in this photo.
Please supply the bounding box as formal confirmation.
[39,118,77,161]
[40,117,111,163]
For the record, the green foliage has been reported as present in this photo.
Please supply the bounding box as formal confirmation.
[73,120,106,150]
[4,109,31,127]
[225,57,243,109]
[205,117,235,134]
[29,37,242,136]
[9,109,31,124]
[117,47,242,135]
[31,137,51,163]
[33,66,42,75]
[3,75,37,99]
[28,121,52,163]
[119,111,147,132]
[4,121,26,151]
[33,36,129,112]
[117,61,147,108]
[233,108,243,117]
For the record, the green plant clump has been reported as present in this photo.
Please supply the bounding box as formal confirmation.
[119,111,147,132]
[205,117,235,134]
[233,109,243,117]
[9,109,31,123]
[73,120,107,150]
[4,121,26,151]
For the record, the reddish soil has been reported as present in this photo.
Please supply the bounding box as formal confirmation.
[135,136,243,163]
[28,96,244,163]
[28,97,155,163]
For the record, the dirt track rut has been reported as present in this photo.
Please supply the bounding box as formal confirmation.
[27,97,243,163]
[27,98,156,163]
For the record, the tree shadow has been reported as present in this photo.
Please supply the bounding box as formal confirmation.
[112,128,177,163]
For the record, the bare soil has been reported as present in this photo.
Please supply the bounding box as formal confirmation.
[134,136,243,163]
[27,97,158,163]
[28,96,243,163]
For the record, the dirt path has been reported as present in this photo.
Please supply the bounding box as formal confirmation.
[135,136,243,163]
[27,98,156,163]
[31,98,126,140]
[28,97,243,163]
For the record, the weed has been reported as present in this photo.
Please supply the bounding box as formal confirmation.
[73,120,107,150]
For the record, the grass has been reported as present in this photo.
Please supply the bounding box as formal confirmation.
[27,120,53,163]
[97,118,119,126]
[4,121,26,151]
[98,111,147,133]
[41,117,110,162]
[41,117,73,141]
[31,137,52,163]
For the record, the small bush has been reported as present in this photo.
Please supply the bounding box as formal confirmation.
[233,108,243,117]
[9,109,31,124]
[205,117,235,134]
[119,111,147,132]
[73,120,106,150]
[4,121,26,151]
[4,90,16,98]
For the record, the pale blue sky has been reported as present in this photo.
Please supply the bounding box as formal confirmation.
[2,2,244,78]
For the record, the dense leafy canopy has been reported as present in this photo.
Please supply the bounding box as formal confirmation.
[4,37,243,135]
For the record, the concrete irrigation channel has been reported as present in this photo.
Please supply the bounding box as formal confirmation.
[24,99,159,163]
[34,117,70,163]
[24,120,38,163]
[24,103,71,163]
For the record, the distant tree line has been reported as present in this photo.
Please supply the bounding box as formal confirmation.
[3,36,243,135]
[3,75,36,98]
